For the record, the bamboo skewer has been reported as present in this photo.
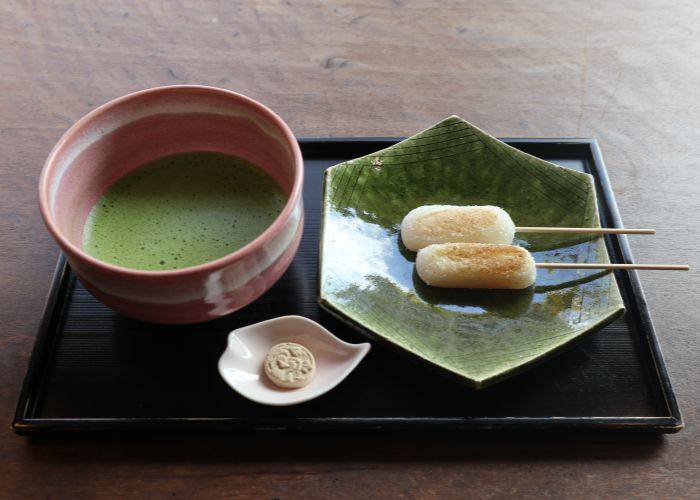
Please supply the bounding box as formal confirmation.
[536,263,689,271]
[516,227,655,235]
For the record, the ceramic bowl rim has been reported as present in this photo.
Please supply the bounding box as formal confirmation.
[38,85,304,278]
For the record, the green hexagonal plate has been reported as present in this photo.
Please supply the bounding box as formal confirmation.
[318,116,625,388]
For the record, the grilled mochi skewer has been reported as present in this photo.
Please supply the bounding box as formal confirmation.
[400,205,655,252]
[416,243,688,290]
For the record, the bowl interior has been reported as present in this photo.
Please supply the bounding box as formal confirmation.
[42,87,298,250]
[319,116,625,387]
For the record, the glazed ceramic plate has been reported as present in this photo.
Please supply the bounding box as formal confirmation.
[319,116,625,388]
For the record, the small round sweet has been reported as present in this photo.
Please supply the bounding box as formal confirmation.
[263,342,316,389]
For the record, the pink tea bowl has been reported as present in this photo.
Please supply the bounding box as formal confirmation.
[38,86,304,324]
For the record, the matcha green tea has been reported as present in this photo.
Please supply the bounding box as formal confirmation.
[82,152,287,271]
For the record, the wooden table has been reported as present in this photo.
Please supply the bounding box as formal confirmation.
[2,1,698,497]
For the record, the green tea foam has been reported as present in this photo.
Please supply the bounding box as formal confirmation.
[82,152,287,271]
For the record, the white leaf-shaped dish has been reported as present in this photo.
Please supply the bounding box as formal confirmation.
[218,315,371,406]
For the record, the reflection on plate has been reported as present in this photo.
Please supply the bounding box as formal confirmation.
[318,116,624,387]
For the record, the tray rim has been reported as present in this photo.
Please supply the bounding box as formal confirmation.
[13,137,683,434]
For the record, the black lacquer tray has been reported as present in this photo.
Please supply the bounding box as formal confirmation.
[13,138,682,434]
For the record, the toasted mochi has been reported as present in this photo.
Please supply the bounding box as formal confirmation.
[416,242,536,289]
[400,205,515,251]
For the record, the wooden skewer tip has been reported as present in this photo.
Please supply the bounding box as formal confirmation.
[515,227,656,235]
[536,263,689,271]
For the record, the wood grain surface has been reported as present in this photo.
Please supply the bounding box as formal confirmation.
[1,0,698,498]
